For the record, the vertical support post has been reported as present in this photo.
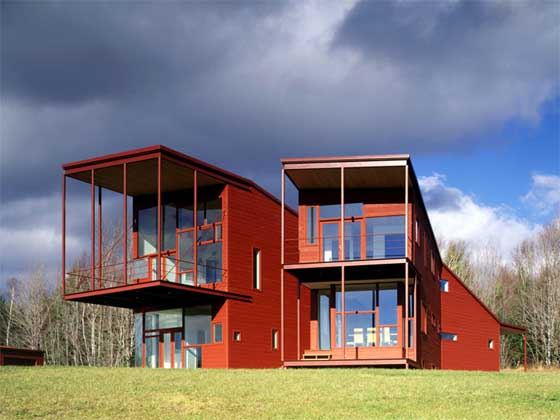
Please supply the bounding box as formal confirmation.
[404,261,409,361]
[523,334,527,372]
[413,274,417,360]
[280,168,285,363]
[157,156,162,281]
[62,175,66,295]
[297,281,301,360]
[405,163,409,260]
[90,169,95,291]
[123,163,128,286]
[340,166,346,358]
[98,185,102,288]
[193,170,198,286]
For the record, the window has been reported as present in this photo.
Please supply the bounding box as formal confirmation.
[138,205,157,256]
[344,221,361,260]
[184,306,211,345]
[365,216,405,259]
[145,308,182,330]
[213,323,223,343]
[272,329,279,350]
[440,332,458,341]
[318,291,331,350]
[233,331,241,342]
[344,202,362,218]
[488,339,494,350]
[163,204,177,251]
[322,223,339,261]
[307,207,316,244]
[440,279,449,292]
[134,313,143,367]
[415,219,420,244]
[253,248,261,289]
[320,204,341,219]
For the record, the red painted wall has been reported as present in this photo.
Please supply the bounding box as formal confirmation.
[440,265,500,371]
[226,184,298,368]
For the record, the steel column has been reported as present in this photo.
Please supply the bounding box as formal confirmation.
[123,163,127,286]
[98,185,102,288]
[193,170,198,286]
[280,168,285,363]
[404,261,409,361]
[405,163,409,259]
[157,156,162,281]
[90,169,95,291]
[62,175,66,295]
[340,167,346,358]
[297,281,301,359]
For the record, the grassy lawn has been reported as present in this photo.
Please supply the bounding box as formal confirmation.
[1,367,559,419]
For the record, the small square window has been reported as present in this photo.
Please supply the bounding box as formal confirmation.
[440,280,449,292]
[440,332,458,341]
[488,339,494,350]
[272,329,279,350]
[415,220,420,244]
[253,248,261,290]
[213,323,222,343]
[233,331,241,342]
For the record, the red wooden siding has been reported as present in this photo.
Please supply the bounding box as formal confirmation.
[440,265,500,371]
[226,184,298,368]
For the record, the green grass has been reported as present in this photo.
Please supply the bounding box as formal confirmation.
[1,367,559,419]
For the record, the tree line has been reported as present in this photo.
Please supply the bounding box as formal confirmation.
[0,219,558,368]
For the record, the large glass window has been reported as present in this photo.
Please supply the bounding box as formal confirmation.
[197,242,222,283]
[335,285,377,348]
[145,308,182,330]
[320,204,341,219]
[322,223,339,261]
[138,205,157,256]
[134,313,143,367]
[318,291,331,350]
[184,306,211,345]
[198,198,222,225]
[163,204,177,251]
[145,334,159,368]
[366,216,405,259]
[178,230,194,285]
[344,221,361,260]
[344,202,362,218]
[378,284,398,347]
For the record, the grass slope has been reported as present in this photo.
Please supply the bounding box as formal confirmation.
[1,367,559,419]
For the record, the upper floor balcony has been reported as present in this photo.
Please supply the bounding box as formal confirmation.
[62,146,252,308]
[281,155,420,269]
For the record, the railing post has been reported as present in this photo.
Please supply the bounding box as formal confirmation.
[404,261,409,362]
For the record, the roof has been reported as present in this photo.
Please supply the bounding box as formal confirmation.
[62,145,297,216]
[281,154,410,165]
[442,264,526,334]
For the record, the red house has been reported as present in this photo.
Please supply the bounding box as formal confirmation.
[61,146,525,370]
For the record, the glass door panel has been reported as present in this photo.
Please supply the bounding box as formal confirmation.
[145,335,159,368]
[184,347,202,369]
[318,291,331,350]
[162,332,172,368]
[322,223,339,262]
[174,332,182,368]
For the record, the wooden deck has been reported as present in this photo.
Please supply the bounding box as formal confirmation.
[284,358,418,368]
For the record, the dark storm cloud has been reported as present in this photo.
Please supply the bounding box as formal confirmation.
[0,1,558,279]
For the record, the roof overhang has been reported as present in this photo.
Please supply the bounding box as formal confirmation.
[64,280,252,309]
[500,323,527,335]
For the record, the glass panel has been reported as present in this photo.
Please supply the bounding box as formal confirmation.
[307,207,316,244]
[198,226,214,243]
[179,204,194,229]
[408,319,413,348]
[345,313,376,347]
[164,257,176,282]
[206,198,222,224]
[185,347,201,369]
[253,249,261,289]
[163,333,172,368]
[366,216,405,259]
[134,313,143,367]
[320,204,340,219]
[318,291,330,350]
[379,326,398,346]
[213,323,223,343]
[138,205,157,256]
[335,314,342,348]
[178,230,194,280]
[163,204,176,251]
[336,286,375,312]
[408,288,414,317]
[344,202,362,218]
[145,308,182,330]
[197,242,222,283]
[184,306,211,345]
[145,336,159,368]
[379,284,398,325]
[322,223,339,262]
[174,332,182,368]
[344,221,361,260]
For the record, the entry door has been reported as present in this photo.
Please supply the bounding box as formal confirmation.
[159,330,182,368]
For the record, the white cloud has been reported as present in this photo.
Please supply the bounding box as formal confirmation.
[522,173,560,216]
[419,173,540,260]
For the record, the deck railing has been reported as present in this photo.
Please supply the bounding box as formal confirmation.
[64,256,226,295]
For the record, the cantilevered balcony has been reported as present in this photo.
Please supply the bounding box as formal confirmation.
[62,146,251,308]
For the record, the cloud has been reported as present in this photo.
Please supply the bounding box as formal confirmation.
[419,173,540,259]
[522,173,560,216]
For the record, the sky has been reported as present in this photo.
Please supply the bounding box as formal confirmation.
[1,0,559,282]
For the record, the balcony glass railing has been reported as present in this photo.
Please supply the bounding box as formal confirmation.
[64,256,225,295]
